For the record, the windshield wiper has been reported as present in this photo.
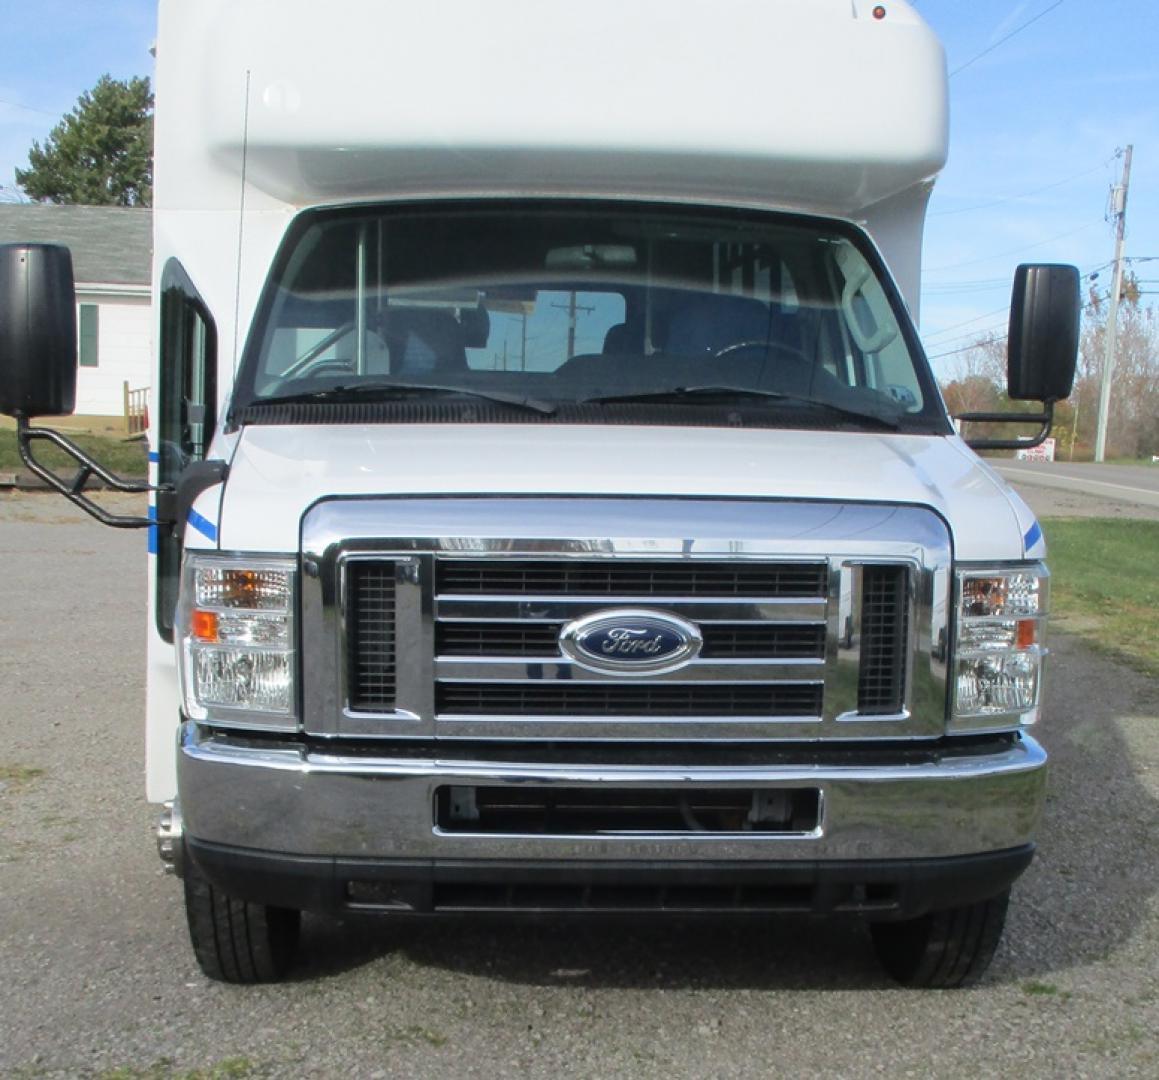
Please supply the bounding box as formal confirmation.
[580,385,901,430]
[254,381,558,416]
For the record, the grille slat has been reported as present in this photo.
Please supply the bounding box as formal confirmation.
[857,565,909,715]
[437,559,827,598]
[348,562,398,711]
[436,621,826,659]
[437,682,823,717]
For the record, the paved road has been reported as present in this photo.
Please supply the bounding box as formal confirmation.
[995,460,1159,510]
[2,492,1158,1079]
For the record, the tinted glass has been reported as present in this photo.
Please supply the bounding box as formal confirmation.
[239,204,943,431]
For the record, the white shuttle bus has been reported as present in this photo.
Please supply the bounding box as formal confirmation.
[0,0,1080,986]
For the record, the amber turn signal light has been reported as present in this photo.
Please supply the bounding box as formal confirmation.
[191,609,219,643]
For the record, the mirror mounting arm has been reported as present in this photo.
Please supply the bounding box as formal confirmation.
[15,414,172,529]
[954,400,1057,453]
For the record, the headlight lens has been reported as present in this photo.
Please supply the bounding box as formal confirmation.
[952,564,1048,728]
[177,555,297,729]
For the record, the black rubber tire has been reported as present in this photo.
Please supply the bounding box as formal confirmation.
[183,859,301,983]
[869,889,1010,988]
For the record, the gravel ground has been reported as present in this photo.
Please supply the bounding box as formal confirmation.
[1,490,1157,1079]
[1010,481,1159,522]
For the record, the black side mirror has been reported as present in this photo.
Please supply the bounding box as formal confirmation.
[0,242,157,528]
[0,243,78,418]
[954,263,1080,452]
[1007,263,1080,402]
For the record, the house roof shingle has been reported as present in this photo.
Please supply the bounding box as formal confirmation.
[0,205,152,286]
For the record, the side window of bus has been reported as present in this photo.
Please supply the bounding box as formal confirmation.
[156,260,217,640]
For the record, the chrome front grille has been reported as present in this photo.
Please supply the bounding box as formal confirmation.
[300,498,951,742]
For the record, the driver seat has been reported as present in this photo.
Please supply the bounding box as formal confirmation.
[382,308,468,375]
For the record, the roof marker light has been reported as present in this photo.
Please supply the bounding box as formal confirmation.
[873,5,887,19]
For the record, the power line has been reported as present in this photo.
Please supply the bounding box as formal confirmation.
[925,260,1110,295]
[922,303,1013,341]
[924,319,1010,354]
[0,95,58,118]
[924,257,1111,350]
[927,335,1007,362]
[923,220,1100,273]
[930,160,1108,217]
[923,278,1013,295]
[949,1,1066,77]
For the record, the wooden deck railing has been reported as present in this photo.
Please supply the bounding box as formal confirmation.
[123,382,150,435]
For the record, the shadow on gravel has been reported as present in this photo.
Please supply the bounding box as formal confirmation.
[279,633,1158,993]
[994,631,1159,981]
[292,914,888,991]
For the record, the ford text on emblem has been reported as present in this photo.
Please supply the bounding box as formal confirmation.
[559,609,703,675]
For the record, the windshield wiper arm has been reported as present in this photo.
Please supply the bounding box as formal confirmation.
[580,385,901,430]
[256,381,558,416]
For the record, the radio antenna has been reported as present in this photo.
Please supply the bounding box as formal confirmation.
[231,70,253,380]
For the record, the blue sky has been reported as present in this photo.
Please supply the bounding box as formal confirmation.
[0,0,1154,378]
[915,0,1157,374]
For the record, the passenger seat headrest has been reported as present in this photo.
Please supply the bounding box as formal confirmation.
[459,306,491,349]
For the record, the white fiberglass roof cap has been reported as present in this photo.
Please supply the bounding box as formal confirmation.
[158,0,947,215]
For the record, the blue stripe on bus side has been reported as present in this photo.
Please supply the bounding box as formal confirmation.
[187,509,219,543]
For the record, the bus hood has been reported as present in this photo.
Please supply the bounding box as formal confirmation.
[204,424,1042,562]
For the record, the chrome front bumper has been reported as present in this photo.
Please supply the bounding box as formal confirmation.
[176,722,1047,864]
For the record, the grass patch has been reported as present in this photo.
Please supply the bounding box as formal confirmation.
[0,427,147,476]
[1022,980,1060,996]
[0,764,46,789]
[1042,518,1159,677]
[402,1026,448,1048]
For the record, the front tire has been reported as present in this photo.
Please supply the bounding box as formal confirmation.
[183,859,301,983]
[870,889,1010,988]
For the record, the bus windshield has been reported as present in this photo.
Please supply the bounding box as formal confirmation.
[236,202,946,433]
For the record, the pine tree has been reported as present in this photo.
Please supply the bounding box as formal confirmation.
[16,75,153,207]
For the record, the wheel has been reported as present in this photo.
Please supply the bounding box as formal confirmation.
[183,859,301,983]
[869,889,1010,988]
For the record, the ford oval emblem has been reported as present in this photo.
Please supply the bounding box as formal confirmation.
[559,609,703,676]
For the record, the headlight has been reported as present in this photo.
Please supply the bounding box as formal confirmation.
[951,563,1048,731]
[177,554,297,730]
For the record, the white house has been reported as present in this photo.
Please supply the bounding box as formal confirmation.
[0,204,151,428]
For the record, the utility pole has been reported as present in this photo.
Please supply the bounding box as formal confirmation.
[1094,145,1133,463]
[551,291,596,359]
[565,291,579,359]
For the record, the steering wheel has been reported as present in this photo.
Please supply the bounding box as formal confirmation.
[712,340,811,366]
